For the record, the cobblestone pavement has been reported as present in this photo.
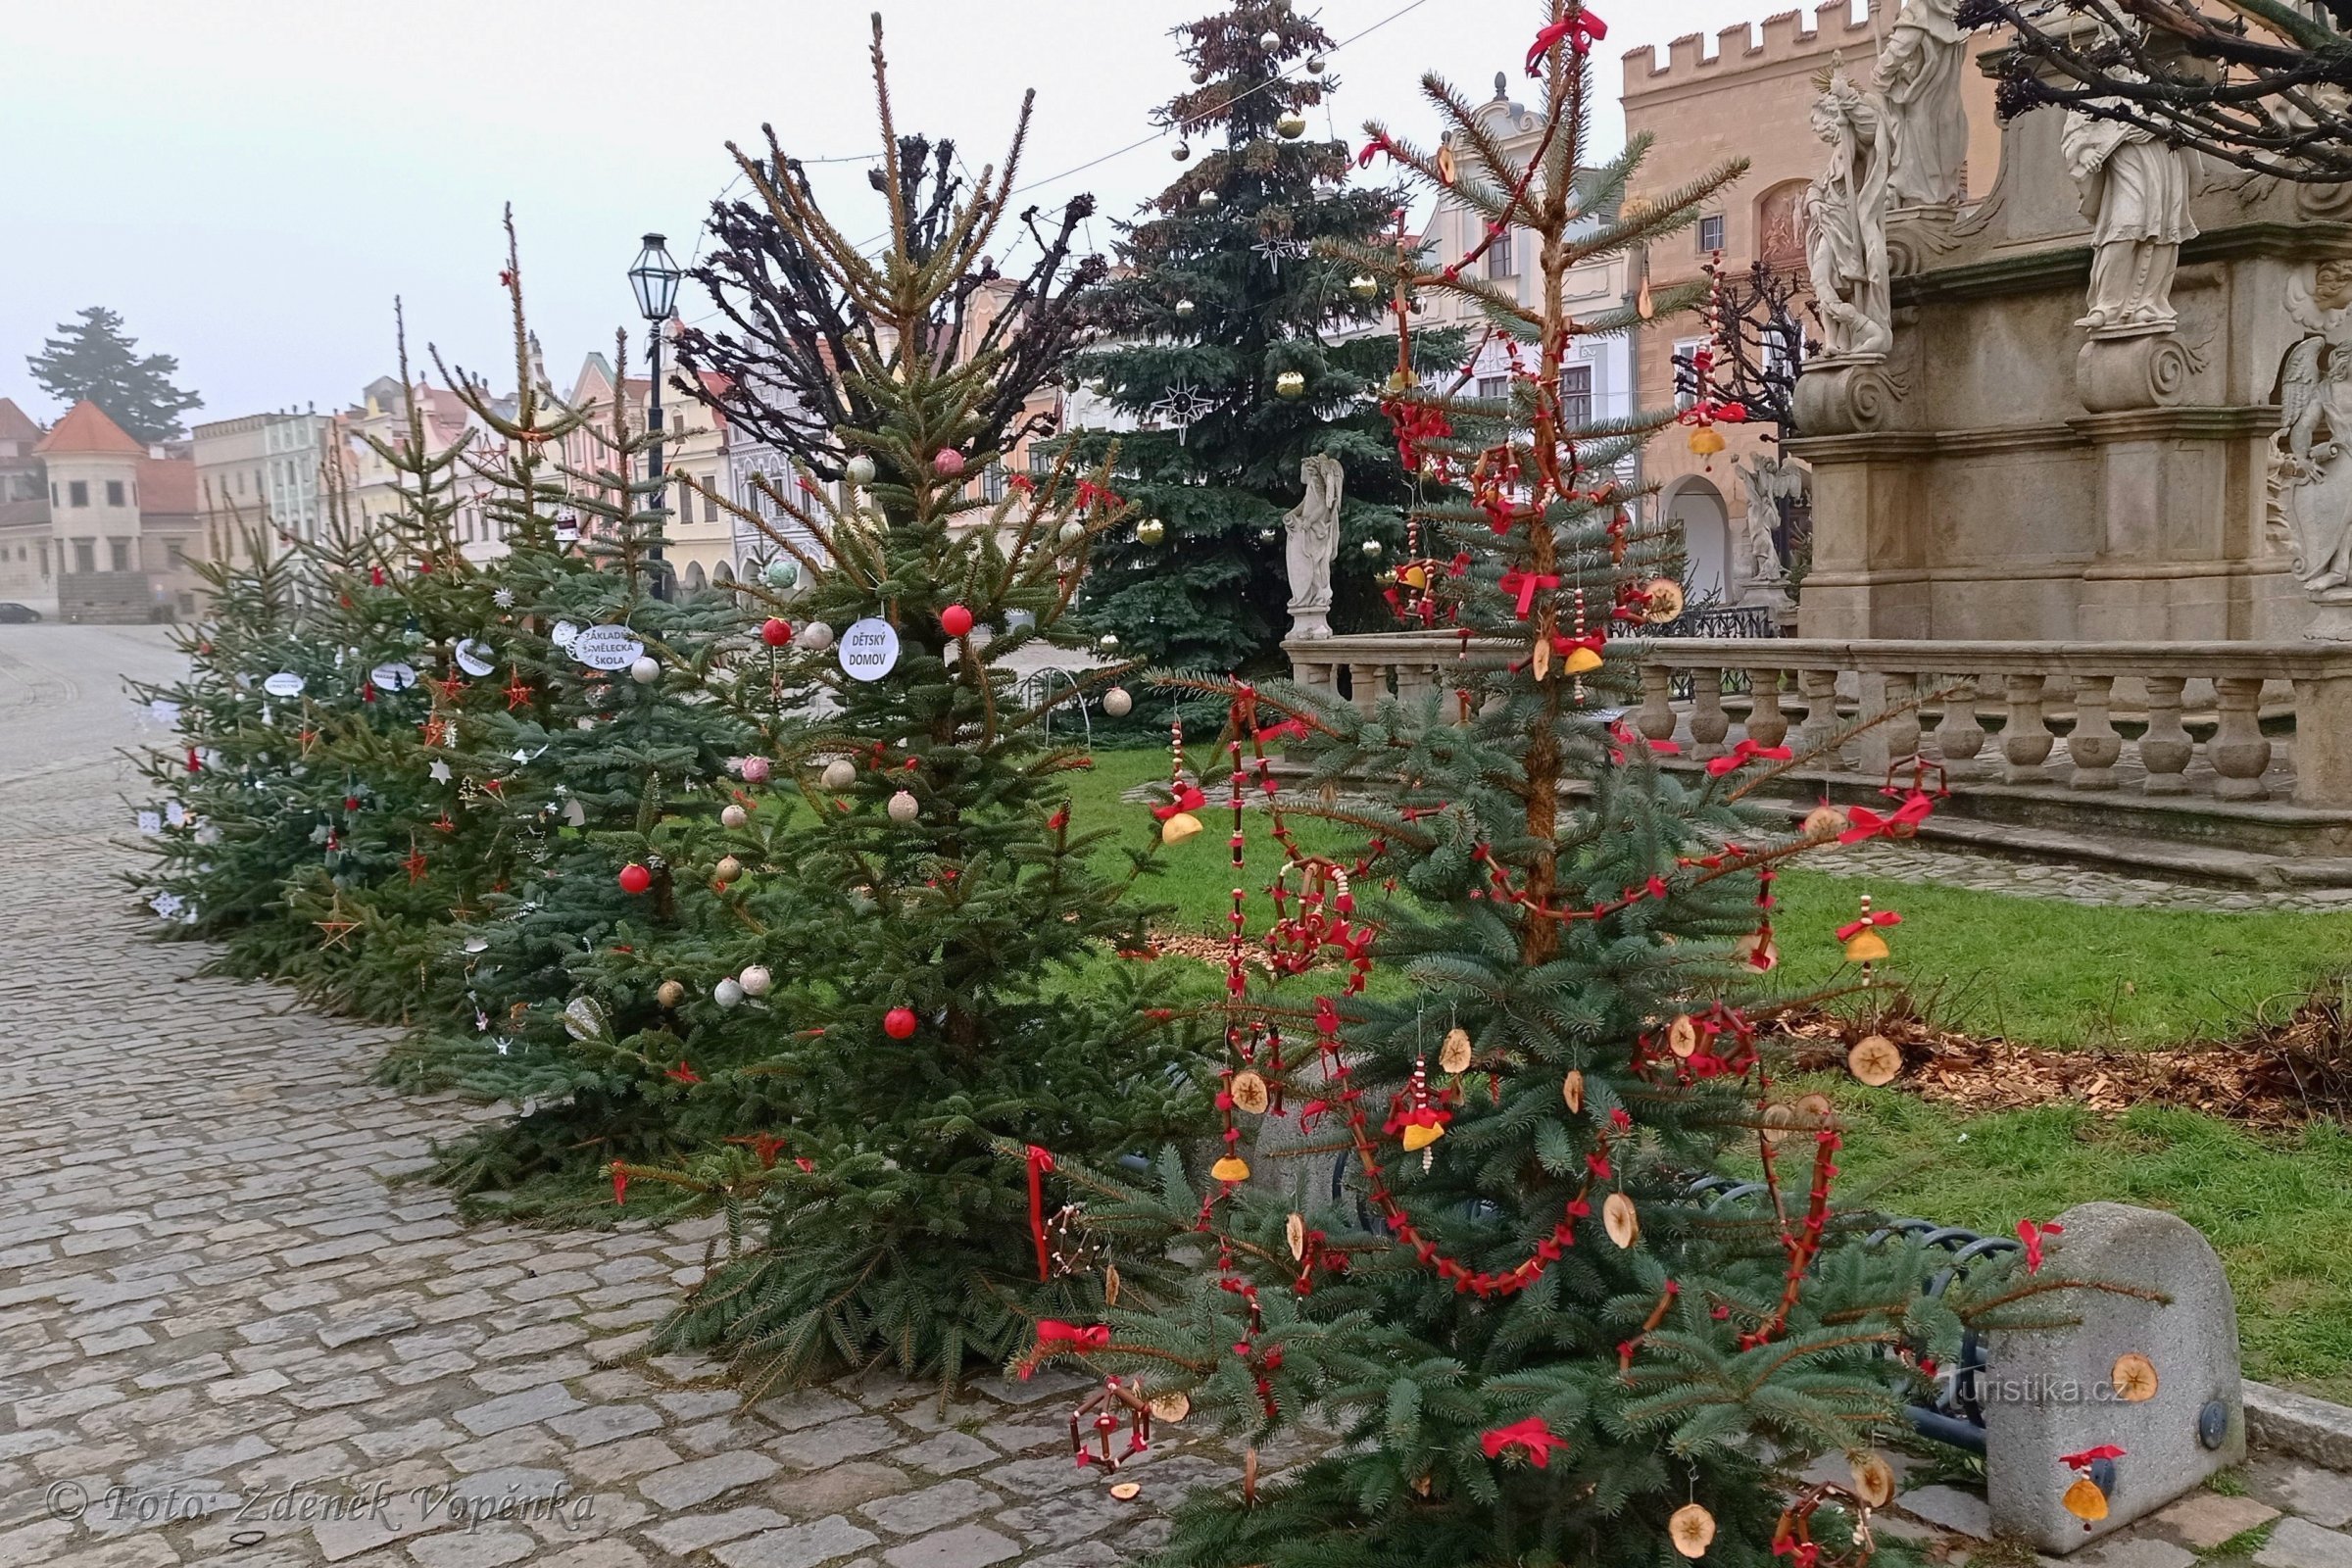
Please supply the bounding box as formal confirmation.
[0,627,1209,1567]
[9,627,2352,1568]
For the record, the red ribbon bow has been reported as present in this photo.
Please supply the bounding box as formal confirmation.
[1036,1320,1110,1350]
[2018,1218,2064,1274]
[1835,909,1902,944]
[1481,1416,1566,1467]
[1025,1146,1055,1282]
[1838,791,1936,844]
[1705,738,1794,776]
[1526,8,1607,74]
[1356,132,1398,170]
[2061,1444,2124,1469]
[1497,568,1561,620]
[1153,785,1207,820]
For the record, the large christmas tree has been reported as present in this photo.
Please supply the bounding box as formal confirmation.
[1019,9,2110,1565]
[1062,0,1457,672]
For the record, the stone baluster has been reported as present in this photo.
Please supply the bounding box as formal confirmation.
[2291,671,2352,808]
[2139,675,2192,795]
[1797,669,1841,760]
[1742,669,1789,750]
[1934,675,1986,776]
[2209,676,2272,801]
[2001,673,2054,782]
[1637,665,1678,747]
[2067,674,2122,790]
[1348,662,1387,717]
[1394,661,1435,710]
[1855,669,1921,779]
[1689,668,1730,762]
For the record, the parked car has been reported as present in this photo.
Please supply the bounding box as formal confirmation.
[0,603,41,623]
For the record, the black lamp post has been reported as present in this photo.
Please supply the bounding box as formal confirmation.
[627,232,684,593]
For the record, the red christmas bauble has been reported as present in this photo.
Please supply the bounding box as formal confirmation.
[941,604,974,638]
[760,617,793,647]
[883,1006,919,1040]
[933,448,966,477]
[617,863,654,895]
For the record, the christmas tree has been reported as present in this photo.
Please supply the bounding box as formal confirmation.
[589,17,1207,1396]
[1017,10,2111,1565]
[1060,0,1459,672]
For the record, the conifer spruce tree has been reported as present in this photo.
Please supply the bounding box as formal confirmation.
[1019,10,2115,1565]
[1063,0,1459,672]
[590,17,1205,1396]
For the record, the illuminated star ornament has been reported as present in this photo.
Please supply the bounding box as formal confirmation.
[1250,235,1309,274]
[1144,382,1216,445]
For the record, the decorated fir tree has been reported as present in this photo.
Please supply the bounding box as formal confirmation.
[1017,9,2113,1566]
[1061,0,1458,671]
[588,17,1206,1395]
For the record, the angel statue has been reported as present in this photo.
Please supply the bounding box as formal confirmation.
[1804,61,1895,359]
[2268,259,2352,601]
[1735,455,1804,603]
[1283,453,1345,640]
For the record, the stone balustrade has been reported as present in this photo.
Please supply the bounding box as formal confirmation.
[1286,633,2352,811]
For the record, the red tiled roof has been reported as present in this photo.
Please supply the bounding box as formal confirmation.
[138,456,199,515]
[35,401,148,457]
[0,398,42,445]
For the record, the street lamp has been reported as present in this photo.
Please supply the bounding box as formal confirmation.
[628,233,683,594]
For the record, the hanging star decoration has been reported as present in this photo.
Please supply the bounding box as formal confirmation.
[1144,381,1217,444]
[403,836,430,885]
[313,893,361,949]
[503,666,533,711]
[428,760,453,784]
[1251,235,1309,273]
[433,671,466,703]
[493,587,515,610]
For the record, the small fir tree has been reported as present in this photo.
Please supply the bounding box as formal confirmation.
[1018,10,2116,1566]
[1062,0,1458,672]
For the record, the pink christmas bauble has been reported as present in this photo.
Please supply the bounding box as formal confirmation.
[933,448,966,477]
[739,757,772,784]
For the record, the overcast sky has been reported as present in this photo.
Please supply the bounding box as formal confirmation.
[0,0,1799,430]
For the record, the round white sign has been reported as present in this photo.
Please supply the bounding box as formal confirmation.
[263,671,306,698]
[550,620,580,649]
[368,662,418,692]
[454,638,495,677]
[839,617,902,682]
[572,624,646,672]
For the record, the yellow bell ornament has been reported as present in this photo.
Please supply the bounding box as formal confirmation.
[1688,424,1727,458]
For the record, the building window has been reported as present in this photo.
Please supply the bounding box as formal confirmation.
[983,464,1007,503]
[106,479,125,507]
[1030,444,1052,476]
[1561,364,1593,426]
[73,540,95,574]
[69,480,88,508]
[110,539,132,573]
[167,541,185,567]
[1476,375,1510,402]
[1673,339,1708,412]
[1697,214,1725,254]
[1487,228,1515,279]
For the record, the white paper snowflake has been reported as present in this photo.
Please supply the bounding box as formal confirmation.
[1145,381,1217,445]
[1251,236,1309,274]
[494,588,515,609]
[148,890,183,920]
[429,760,453,783]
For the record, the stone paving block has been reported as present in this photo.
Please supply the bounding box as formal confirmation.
[564,1438,683,1488]
[637,1449,782,1509]
[1899,1485,1993,1540]
[546,1403,662,1449]
[528,1543,649,1568]
[407,1531,539,1567]
[713,1516,882,1568]
[767,1417,906,1470]
[858,1478,999,1536]
[760,1390,860,1433]
[2259,1519,2352,1568]
[879,1523,1020,1568]
[2077,1538,2199,1568]
[2149,1491,2282,1549]
[897,1432,999,1475]
[2254,1462,2352,1530]
[642,1505,795,1555]
[765,1460,912,1517]
[452,1384,580,1437]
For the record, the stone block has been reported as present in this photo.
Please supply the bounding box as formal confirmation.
[858,1479,997,1535]
[637,1449,781,1509]
[410,1527,542,1566]
[2250,1460,2352,1530]
[714,1515,882,1568]
[1985,1203,2244,1554]
[2075,1538,2196,1568]
[2146,1491,2279,1549]
[1900,1483,1993,1539]
[880,1524,1020,1568]
[898,1433,998,1475]
[643,1506,795,1555]
[2258,1519,2352,1568]
[452,1384,581,1437]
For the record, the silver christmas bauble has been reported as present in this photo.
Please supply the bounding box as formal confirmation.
[1199,189,1220,210]
[720,804,749,829]
[1305,53,1325,74]
[1361,538,1384,558]
[1348,273,1380,300]
[1174,298,1196,318]
[846,454,876,486]
[821,759,857,791]
[629,656,661,685]
[739,964,772,998]
[713,977,745,1008]
[1258,28,1281,49]
[797,621,835,653]
[1097,633,1121,654]
[1059,519,1087,545]
[1103,686,1133,717]
[887,790,920,823]
[1172,142,1192,163]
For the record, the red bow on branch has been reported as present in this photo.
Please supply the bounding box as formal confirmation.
[1035,1320,1110,1350]
[1025,1145,1055,1282]
[1705,738,1793,776]
[1152,785,1207,821]
[1526,8,1607,74]
[1838,791,1936,843]
[1481,1416,1566,1467]
[1497,568,1561,620]
[1356,132,1399,170]
[1834,909,1902,944]
[2018,1218,2065,1274]
[2061,1444,2125,1469]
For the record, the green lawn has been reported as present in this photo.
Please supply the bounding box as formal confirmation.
[1059,748,2352,1397]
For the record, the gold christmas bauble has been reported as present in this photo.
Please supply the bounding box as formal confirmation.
[1348,273,1379,301]
[1275,110,1307,140]
[713,856,744,885]
[656,980,685,1008]
[1136,517,1165,545]
[1275,369,1307,399]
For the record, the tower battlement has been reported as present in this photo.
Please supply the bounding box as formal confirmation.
[1621,1,1887,95]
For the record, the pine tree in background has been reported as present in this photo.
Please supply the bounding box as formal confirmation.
[1020,9,2114,1565]
[27,305,204,444]
[584,17,1205,1396]
[1062,0,1460,673]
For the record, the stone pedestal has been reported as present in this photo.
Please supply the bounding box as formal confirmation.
[2076,331,2192,413]
[1287,605,1332,641]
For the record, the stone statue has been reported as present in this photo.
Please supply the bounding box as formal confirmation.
[2061,84,2201,334]
[2267,260,2352,615]
[1803,63,1895,360]
[1873,0,1970,209]
[1282,453,1344,639]
[1735,455,1803,603]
